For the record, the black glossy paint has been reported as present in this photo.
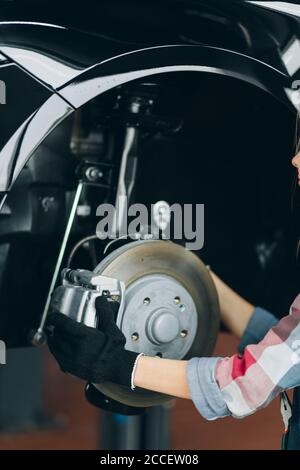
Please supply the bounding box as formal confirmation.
[0,63,51,146]
[0,1,298,90]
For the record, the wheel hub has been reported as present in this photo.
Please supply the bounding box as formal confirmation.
[147,309,179,344]
[121,274,197,359]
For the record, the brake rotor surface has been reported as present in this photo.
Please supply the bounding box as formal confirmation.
[94,240,219,407]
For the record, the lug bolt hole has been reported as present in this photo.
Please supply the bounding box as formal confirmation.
[131,332,139,342]
[143,297,151,305]
[174,296,181,304]
[180,330,188,338]
[156,352,163,358]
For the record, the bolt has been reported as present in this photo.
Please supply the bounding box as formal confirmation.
[85,166,103,182]
[131,332,139,342]
[41,196,55,213]
[143,297,151,305]
[174,296,181,305]
[180,330,188,338]
[30,329,47,346]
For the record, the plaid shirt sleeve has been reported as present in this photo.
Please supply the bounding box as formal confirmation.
[187,294,300,420]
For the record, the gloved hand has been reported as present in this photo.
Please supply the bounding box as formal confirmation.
[47,296,139,387]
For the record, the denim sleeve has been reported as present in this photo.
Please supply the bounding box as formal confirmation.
[187,306,278,420]
[238,306,278,354]
[187,357,231,420]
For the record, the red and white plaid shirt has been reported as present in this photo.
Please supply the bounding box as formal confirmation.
[216,294,300,418]
[187,294,300,420]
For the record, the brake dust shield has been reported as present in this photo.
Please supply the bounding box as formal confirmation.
[94,240,220,407]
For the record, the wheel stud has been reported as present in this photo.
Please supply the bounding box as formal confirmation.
[131,332,139,341]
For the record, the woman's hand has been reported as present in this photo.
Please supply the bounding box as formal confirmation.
[46,294,194,400]
[47,296,139,386]
[47,296,191,399]
[209,271,255,339]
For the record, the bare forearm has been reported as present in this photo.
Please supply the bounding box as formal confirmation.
[134,356,191,399]
[210,271,255,338]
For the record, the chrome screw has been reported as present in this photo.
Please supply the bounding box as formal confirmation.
[174,296,181,305]
[143,297,151,305]
[180,330,188,338]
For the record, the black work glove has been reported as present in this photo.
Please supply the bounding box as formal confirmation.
[47,296,138,387]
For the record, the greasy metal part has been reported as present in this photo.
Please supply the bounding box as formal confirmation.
[31,182,84,345]
[78,161,114,189]
[50,269,125,328]
[112,126,137,236]
[85,166,103,183]
[93,239,220,407]
[62,268,124,294]
[112,85,158,237]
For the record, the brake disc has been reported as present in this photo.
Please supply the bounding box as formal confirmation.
[94,239,219,407]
